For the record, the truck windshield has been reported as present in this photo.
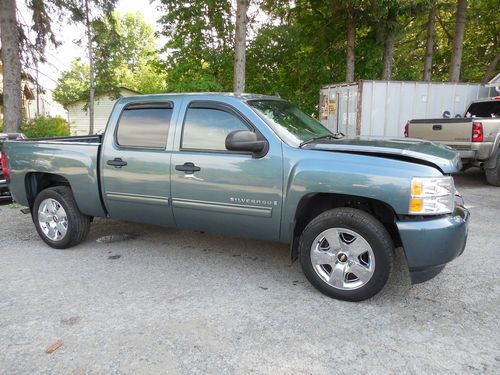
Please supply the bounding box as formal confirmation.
[465,101,500,118]
[248,99,332,146]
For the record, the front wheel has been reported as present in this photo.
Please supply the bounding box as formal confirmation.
[33,186,91,249]
[299,208,393,301]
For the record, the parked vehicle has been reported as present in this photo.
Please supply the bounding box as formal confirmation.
[2,94,469,301]
[0,133,25,200]
[406,97,500,185]
[319,80,493,138]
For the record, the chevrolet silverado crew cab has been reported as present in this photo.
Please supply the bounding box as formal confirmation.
[2,93,469,301]
[406,97,500,186]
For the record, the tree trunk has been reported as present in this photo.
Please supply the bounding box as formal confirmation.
[85,0,95,135]
[381,8,397,80]
[423,0,437,81]
[233,0,249,94]
[449,0,467,82]
[346,6,356,82]
[482,52,500,84]
[0,0,23,132]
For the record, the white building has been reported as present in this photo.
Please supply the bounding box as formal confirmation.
[66,87,140,136]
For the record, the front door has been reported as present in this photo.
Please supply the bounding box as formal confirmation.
[101,101,175,227]
[170,101,283,241]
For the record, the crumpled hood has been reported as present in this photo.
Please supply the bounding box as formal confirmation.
[303,137,461,174]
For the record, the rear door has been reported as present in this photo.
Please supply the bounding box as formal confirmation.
[170,100,283,241]
[101,101,176,227]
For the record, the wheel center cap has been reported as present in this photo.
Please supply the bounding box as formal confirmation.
[337,253,348,262]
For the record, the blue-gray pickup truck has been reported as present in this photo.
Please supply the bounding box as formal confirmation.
[1,93,469,301]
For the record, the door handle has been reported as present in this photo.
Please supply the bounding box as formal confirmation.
[175,162,201,173]
[107,158,128,168]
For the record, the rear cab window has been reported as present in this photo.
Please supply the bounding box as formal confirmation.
[116,103,173,148]
[465,101,500,118]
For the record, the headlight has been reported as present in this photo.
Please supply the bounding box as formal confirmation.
[409,176,455,215]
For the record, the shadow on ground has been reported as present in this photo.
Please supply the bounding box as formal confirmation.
[453,168,488,187]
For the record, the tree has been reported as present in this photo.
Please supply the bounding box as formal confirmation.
[423,0,437,81]
[157,0,234,92]
[92,12,165,95]
[380,4,398,80]
[154,0,495,115]
[483,53,500,83]
[0,0,117,133]
[346,4,356,82]
[53,12,165,107]
[0,0,23,132]
[52,59,90,105]
[449,0,467,82]
[234,0,250,93]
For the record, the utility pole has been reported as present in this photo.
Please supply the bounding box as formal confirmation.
[35,59,40,116]
[85,0,95,135]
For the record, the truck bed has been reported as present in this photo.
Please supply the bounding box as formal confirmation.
[2,135,106,217]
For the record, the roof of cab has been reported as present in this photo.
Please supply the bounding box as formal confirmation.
[470,96,500,104]
[118,92,283,102]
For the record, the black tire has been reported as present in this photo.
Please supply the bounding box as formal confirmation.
[298,208,393,302]
[32,186,91,249]
[485,161,500,186]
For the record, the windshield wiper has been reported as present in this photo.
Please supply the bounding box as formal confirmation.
[299,133,345,147]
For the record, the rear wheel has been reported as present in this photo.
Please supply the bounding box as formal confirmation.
[299,208,393,301]
[485,160,500,186]
[33,186,91,249]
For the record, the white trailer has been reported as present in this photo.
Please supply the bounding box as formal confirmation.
[319,80,495,138]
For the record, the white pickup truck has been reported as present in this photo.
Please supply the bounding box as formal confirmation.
[406,97,500,185]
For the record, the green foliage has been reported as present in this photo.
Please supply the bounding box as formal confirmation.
[21,116,70,138]
[157,0,234,92]
[22,0,118,68]
[155,0,498,115]
[392,0,499,82]
[53,12,166,107]
[52,59,90,106]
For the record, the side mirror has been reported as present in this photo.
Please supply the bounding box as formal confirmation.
[225,130,268,156]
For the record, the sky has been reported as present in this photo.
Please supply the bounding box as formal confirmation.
[15,0,266,113]
[17,0,163,94]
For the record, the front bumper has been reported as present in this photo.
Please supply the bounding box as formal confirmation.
[396,205,469,284]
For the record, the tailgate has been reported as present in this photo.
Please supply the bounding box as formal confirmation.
[408,118,472,142]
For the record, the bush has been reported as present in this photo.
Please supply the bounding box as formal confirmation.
[22,116,70,138]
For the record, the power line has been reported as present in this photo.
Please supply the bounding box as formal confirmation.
[23,64,59,85]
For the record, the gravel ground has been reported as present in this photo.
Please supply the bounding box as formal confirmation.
[0,168,499,374]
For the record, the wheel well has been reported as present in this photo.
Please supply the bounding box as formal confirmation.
[291,193,402,260]
[25,172,71,208]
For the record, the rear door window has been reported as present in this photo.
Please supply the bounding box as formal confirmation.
[116,103,173,148]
